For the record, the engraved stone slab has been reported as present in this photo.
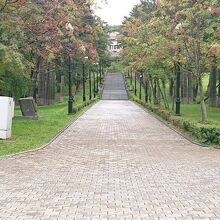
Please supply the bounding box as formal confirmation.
[19,97,38,119]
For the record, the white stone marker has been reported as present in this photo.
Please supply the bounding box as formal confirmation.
[0,96,14,139]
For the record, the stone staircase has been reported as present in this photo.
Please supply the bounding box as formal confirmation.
[102,73,128,100]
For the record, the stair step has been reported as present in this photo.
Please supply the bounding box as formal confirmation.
[102,73,128,100]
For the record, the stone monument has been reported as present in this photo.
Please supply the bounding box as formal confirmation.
[19,97,38,119]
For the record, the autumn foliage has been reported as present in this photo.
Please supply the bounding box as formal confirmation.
[0,0,109,102]
[121,0,220,121]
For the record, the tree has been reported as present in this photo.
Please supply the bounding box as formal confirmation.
[121,0,220,122]
[0,0,109,103]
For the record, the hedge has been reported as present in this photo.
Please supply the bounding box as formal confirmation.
[73,99,97,113]
[131,97,220,146]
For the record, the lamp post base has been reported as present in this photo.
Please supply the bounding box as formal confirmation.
[176,98,181,116]
[68,98,73,115]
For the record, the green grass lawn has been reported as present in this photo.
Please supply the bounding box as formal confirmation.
[127,76,220,128]
[126,74,220,145]
[180,104,220,128]
[0,78,100,157]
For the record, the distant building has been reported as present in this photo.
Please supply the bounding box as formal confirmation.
[210,6,220,14]
[108,32,122,57]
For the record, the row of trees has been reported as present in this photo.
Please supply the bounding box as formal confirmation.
[0,0,109,104]
[121,0,220,122]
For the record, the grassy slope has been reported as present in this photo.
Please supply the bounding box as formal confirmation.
[180,104,220,128]
[127,75,220,129]
[0,79,99,156]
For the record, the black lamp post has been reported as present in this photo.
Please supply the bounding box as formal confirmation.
[134,72,137,96]
[81,44,88,102]
[68,53,73,114]
[89,65,92,100]
[101,64,104,78]
[96,63,99,93]
[93,70,96,98]
[176,61,181,115]
[82,61,86,102]
[130,70,133,86]
[99,62,102,84]
[139,74,143,100]
[145,80,148,103]
[175,22,182,116]
[66,22,74,114]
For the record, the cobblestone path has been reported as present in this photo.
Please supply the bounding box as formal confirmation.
[0,100,220,220]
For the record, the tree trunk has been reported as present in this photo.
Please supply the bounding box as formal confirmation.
[49,66,56,105]
[188,72,194,103]
[159,79,169,109]
[75,71,81,94]
[182,71,188,104]
[145,80,148,103]
[29,68,36,97]
[46,63,50,105]
[60,75,65,103]
[39,60,47,105]
[169,78,174,102]
[51,63,56,104]
[169,79,174,97]
[45,62,56,105]
[195,42,207,122]
[29,56,42,98]
[153,79,158,105]
[148,76,153,103]
[208,63,217,107]
[217,69,220,108]
[198,76,207,121]
[157,80,161,105]
[193,82,198,101]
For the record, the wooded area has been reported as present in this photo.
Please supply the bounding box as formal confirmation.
[0,0,109,104]
[121,0,220,122]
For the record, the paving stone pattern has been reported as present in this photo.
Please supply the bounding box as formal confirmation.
[0,100,220,220]
[102,73,128,100]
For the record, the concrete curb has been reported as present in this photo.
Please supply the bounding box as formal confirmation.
[132,101,220,150]
[0,101,99,159]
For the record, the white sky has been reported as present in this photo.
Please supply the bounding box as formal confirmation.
[94,0,141,26]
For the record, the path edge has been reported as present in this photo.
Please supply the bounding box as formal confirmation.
[132,101,219,150]
[0,101,99,159]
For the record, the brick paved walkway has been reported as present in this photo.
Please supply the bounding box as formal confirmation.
[0,101,220,220]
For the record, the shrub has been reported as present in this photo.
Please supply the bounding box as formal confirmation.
[199,127,220,145]
[182,120,193,132]
[73,106,78,113]
[131,97,220,146]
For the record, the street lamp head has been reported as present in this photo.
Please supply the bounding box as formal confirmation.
[81,45,86,52]
[175,22,182,30]
[82,56,89,64]
[81,46,88,63]
[65,22,74,32]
